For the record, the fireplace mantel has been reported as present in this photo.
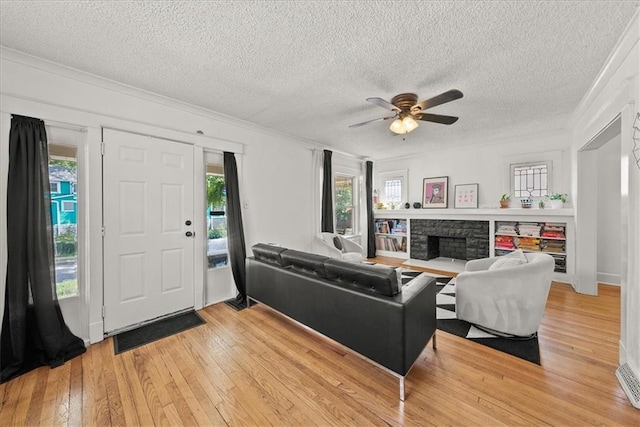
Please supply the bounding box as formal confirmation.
[374,207,574,221]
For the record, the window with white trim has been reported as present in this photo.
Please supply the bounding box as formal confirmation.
[48,143,79,298]
[334,174,358,236]
[384,179,402,203]
[377,169,408,207]
[511,161,551,198]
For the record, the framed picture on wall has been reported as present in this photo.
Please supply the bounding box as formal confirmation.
[454,183,479,208]
[422,177,448,208]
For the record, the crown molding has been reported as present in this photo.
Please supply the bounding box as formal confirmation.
[0,46,362,157]
[571,8,640,126]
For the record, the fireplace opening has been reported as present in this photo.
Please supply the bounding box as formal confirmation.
[427,236,468,260]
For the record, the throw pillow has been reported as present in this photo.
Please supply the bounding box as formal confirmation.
[333,236,344,252]
[489,249,528,271]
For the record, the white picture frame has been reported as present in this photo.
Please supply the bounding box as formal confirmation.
[454,183,478,209]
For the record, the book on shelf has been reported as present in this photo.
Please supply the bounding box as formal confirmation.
[375,235,407,252]
[495,235,516,249]
[517,222,541,237]
[374,218,407,235]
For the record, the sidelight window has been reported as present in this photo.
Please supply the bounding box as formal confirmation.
[206,164,228,269]
[49,143,78,298]
[335,174,358,236]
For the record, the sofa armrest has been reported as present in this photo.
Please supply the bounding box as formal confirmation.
[397,275,437,374]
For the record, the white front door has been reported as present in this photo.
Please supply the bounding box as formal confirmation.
[102,129,195,333]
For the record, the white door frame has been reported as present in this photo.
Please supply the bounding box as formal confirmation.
[575,79,634,296]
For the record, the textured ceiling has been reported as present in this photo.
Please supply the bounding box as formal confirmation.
[1,1,638,159]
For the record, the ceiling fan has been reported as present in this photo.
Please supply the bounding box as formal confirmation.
[349,89,463,135]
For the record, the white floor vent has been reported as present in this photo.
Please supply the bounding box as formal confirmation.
[616,363,640,409]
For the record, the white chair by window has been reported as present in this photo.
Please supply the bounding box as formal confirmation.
[455,251,555,338]
[313,232,364,263]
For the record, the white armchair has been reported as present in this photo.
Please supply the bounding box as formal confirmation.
[313,232,365,263]
[455,252,555,337]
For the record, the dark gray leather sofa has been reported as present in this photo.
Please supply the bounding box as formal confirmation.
[246,243,437,400]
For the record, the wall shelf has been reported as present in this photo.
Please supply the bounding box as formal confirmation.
[374,218,408,259]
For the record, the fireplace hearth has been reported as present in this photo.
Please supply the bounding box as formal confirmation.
[411,219,489,261]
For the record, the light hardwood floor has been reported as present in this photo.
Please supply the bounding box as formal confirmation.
[1,258,637,426]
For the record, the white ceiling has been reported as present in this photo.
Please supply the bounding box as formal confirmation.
[1,1,638,160]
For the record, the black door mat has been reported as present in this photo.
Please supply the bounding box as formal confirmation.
[113,310,205,355]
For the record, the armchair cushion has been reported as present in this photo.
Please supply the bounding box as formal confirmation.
[488,249,527,271]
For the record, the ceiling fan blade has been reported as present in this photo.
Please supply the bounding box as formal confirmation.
[413,89,463,111]
[414,113,459,125]
[366,97,401,112]
[348,116,396,128]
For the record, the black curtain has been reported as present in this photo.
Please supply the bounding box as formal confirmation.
[321,149,334,233]
[365,161,376,258]
[1,115,85,384]
[223,152,247,304]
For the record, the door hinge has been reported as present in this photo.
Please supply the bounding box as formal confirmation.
[102,306,106,318]
[100,142,105,155]
[101,225,105,237]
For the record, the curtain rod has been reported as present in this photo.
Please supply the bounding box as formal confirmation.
[43,119,87,133]
[307,145,367,161]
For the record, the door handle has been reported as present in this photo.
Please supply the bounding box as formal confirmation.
[185,231,194,237]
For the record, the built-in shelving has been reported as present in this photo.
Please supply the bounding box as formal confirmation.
[495,221,567,273]
[374,218,408,258]
[373,209,574,283]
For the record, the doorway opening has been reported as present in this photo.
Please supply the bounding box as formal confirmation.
[577,116,622,294]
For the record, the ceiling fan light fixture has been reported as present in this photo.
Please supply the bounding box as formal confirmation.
[402,116,419,133]
[389,118,406,134]
[390,115,419,134]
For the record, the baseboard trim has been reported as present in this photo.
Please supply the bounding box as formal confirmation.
[89,321,104,344]
[597,272,621,286]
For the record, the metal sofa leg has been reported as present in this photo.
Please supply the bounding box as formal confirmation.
[399,376,405,401]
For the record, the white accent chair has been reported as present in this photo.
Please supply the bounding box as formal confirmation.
[313,232,365,263]
[455,252,555,337]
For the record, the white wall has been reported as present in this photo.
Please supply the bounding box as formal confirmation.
[374,132,572,210]
[596,134,622,285]
[0,49,318,342]
[570,9,640,395]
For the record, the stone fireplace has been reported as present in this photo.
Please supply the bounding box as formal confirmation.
[411,219,489,261]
